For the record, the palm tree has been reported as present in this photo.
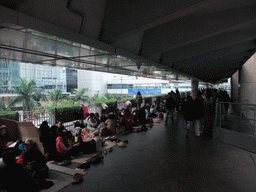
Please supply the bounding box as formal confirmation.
[48,88,63,107]
[0,100,8,111]
[73,88,89,102]
[9,78,38,113]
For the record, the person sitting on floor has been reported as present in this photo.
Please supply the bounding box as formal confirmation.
[117,114,126,127]
[105,114,117,135]
[0,120,13,158]
[87,113,99,133]
[56,131,80,164]
[50,120,67,140]
[1,149,41,192]
[132,106,140,125]
[81,126,101,152]
[125,110,136,131]
[22,138,54,190]
[138,106,147,124]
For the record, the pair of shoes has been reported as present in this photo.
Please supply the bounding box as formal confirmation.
[123,140,128,143]
[92,156,104,164]
[72,173,83,184]
[75,168,85,172]
[77,161,90,169]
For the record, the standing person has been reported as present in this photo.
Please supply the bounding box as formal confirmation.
[175,89,181,111]
[136,92,143,108]
[39,121,55,159]
[181,95,195,137]
[165,92,176,124]
[194,91,206,137]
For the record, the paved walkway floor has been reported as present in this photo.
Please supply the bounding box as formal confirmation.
[59,113,256,192]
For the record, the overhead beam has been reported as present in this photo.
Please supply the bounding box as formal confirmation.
[101,0,209,44]
[194,68,240,82]
[169,45,254,70]
[180,57,245,71]
[141,5,256,57]
[161,28,256,63]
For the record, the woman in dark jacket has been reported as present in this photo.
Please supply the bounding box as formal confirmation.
[194,91,206,137]
[39,121,55,158]
[181,95,195,137]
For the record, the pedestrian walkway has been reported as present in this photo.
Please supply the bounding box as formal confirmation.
[59,113,256,192]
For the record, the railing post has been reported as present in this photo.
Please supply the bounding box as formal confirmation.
[214,100,218,129]
[254,106,256,136]
[219,101,221,127]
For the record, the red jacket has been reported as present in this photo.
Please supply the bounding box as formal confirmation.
[56,136,72,154]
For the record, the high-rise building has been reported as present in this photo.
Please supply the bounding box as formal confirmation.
[0,59,77,94]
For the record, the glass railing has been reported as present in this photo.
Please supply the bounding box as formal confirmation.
[216,101,256,136]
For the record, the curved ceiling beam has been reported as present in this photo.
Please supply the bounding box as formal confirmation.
[161,27,256,63]
[101,0,210,44]
[170,45,255,70]
[141,5,256,58]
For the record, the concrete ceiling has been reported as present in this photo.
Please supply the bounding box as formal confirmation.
[0,0,256,83]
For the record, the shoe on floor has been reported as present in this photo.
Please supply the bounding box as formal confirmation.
[77,161,90,169]
[41,180,54,189]
[72,173,83,184]
[108,148,113,152]
[117,141,127,147]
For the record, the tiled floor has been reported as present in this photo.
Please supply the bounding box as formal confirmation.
[60,113,256,192]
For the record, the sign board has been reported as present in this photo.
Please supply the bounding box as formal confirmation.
[128,89,161,94]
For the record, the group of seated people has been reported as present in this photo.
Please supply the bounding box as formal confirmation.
[84,105,156,136]
[0,104,159,191]
[0,137,54,191]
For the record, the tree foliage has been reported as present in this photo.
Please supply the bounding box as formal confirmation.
[48,88,63,107]
[73,88,89,102]
[91,91,118,105]
[9,78,38,112]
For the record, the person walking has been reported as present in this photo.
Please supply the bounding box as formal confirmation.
[136,92,143,108]
[181,95,195,137]
[165,92,176,124]
[194,91,206,137]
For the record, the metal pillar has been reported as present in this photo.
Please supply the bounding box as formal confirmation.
[191,78,199,99]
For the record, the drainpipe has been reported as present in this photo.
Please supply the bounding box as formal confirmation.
[67,0,85,34]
